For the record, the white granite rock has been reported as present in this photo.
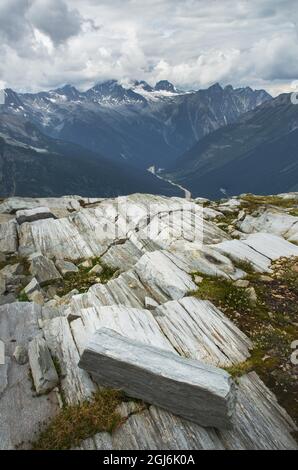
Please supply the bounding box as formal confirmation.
[211,239,272,273]
[70,304,174,356]
[242,233,298,260]
[154,297,252,366]
[238,209,298,238]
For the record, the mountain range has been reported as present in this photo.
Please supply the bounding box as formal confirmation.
[2,80,270,169]
[0,80,271,197]
[166,93,298,199]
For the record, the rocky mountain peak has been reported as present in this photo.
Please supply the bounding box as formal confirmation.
[154,80,177,93]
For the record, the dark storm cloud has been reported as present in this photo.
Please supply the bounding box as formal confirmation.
[28,0,83,44]
[0,0,297,95]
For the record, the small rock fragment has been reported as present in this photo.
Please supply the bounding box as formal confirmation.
[89,264,103,275]
[24,278,40,297]
[13,344,28,365]
[245,287,258,305]
[194,275,204,284]
[79,260,93,269]
[55,260,79,276]
[28,336,59,395]
[260,275,273,283]
[234,280,250,288]
[145,296,159,309]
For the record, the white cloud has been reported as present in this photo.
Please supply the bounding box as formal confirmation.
[0,0,297,95]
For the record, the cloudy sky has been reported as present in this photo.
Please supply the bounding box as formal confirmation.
[0,0,297,96]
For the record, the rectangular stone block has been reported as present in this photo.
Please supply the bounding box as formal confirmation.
[79,328,236,429]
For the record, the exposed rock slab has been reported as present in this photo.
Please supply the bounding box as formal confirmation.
[109,373,297,450]
[0,196,81,217]
[79,328,236,430]
[0,303,59,449]
[101,240,143,270]
[243,233,298,260]
[43,316,95,404]
[134,251,197,301]
[211,239,272,272]
[70,304,175,355]
[239,209,298,238]
[154,297,252,366]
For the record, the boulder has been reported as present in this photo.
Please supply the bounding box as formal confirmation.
[28,337,59,395]
[79,328,236,430]
[16,207,56,225]
[55,260,79,276]
[29,254,61,286]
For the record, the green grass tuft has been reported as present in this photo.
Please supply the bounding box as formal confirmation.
[32,389,124,450]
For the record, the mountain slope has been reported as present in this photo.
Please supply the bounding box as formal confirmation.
[1,81,271,170]
[0,113,182,198]
[166,93,298,198]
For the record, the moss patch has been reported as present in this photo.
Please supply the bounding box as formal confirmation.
[190,259,298,433]
[54,258,118,297]
[189,275,251,313]
[17,292,29,302]
[32,389,124,450]
[240,194,298,212]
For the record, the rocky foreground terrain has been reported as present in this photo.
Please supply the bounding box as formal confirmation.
[0,192,298,450]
